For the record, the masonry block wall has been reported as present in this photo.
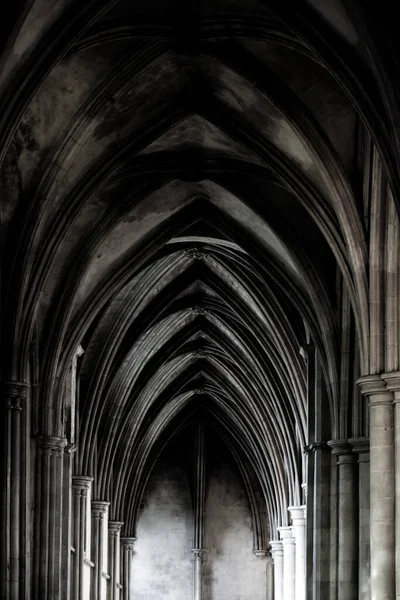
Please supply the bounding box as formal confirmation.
[132,438,268,600]
[203,455,267,600]
[132,459,193,600]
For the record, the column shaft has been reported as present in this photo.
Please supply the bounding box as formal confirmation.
[61,444,75,600]
[1,383,28,600]
[270,541,284,600]
[34,436,67,600]
[382,372,400,600]
[108,522,123,600]
[289,506,306,600]
[278,527,296,600]
[120,538,136,600]
[91,501,110,600]
[192,550,205,600]
[349,438,370,600]
[72,476,93,600]
[329,441,358,600]
[358,376,395,600]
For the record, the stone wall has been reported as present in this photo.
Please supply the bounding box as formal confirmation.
[203,457,267,600]
[132,438,268,600]
[132,459,193,600]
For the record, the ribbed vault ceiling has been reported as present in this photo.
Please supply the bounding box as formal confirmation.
[3,0,397,537]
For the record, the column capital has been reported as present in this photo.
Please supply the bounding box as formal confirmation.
[72,475,93,496]
[91,500,110,518]
[191,548,206,560]
[108,521,124,536]
[269,540,283,556]
[357,375,393,404]
[277,526,295,544]
[328,439,357,463]
[382,371,400,401]
[39,435,62,455]
[288,505,306,522]
[348,437,370,461]
[3,381,29,409]
[253,549,269,559]
[121,537,136,551]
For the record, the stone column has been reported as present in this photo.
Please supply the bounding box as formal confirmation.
[349,437,370,600]
[288,506,306,600]
[72,476,93,600]
[61,444,76,600]
[278,527,296,600]
[265,553,274,600]
[120,537,136,600]
[192,549,206,600]
[91,501,109,600]
[358,375,395,600]
[270,540,284,600]
[34,435,68,600]
[382,372,400,600]
[328,440,358,600]
[108,522,123,600]
[1,382,29,600]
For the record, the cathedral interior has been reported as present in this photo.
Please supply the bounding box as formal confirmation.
[1,1,400,600]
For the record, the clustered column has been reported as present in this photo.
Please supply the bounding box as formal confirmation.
[270,540,284,600]
[328,440,358,600]
[271,505,306,600]
[381,372,400,600]
[358,375,395,600]
[349,437,370,600]
[36,435,67,600]
[120,537,136,600]
[91,500,109,600]
[277,526,296,600]
[191,423,206,600]
[288,506,306,600]
[108,521,123,600]
[1,382,29,600]
[72,476,93,600]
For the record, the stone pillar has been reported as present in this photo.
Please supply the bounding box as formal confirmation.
[382,372,400,600]
[108,522,123,600]
[358,375,395,600]
[278,527,296,600]
[1,382,29,600]
[61,444,76,600]
[35,435,67,600]
[120,537,136,600]
[328,440,358,600]
[270,540,284,600]
[349,437,370,600]
[192,549,206,600]
[265,553,274,600]
[288,506,306,600]
[72,476,93,600]
[91,501,109,600]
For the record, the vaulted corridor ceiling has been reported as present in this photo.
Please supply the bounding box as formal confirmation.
[2,5,400,595]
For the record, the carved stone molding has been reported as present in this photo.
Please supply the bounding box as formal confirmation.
[4,381,29,410]
[72,475,93,496]
[108,521,124,537]
[253,549,269,559]
[121,537,137,552]
[303,441,328,454]
[191,306,210,315]
[193,348,207,357]
[185,248,209,260]
[191,548,206,560]
[92,500,110,519]
[357,374,393,405]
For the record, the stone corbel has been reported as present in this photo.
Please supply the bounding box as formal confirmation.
[303,441,328,454]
